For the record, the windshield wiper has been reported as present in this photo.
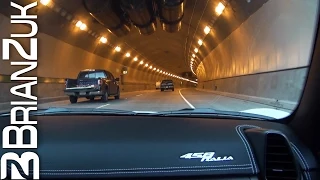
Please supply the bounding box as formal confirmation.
[151,108,275,120]
[0,107,137,117]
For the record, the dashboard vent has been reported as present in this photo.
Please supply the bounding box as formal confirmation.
[265,133,298,180]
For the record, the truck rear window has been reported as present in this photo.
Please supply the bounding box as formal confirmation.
[161,80,173,83]
[78,71,106,79]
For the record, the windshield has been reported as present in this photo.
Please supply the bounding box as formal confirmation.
[0,0,319,120]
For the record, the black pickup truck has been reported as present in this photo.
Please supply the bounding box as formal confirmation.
[160,79,174,91]
[64,69,120,103]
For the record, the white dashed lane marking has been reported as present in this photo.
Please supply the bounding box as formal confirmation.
[96,104,110,109]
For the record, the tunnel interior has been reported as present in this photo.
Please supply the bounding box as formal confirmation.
[0,0,318,112]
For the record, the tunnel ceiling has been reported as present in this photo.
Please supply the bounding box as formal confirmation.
[0,0,267,77]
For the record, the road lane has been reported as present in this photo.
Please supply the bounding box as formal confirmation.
[38,89,189,112]
[16,88,291,114]
[179,88,291,112]
[38,90,158,110]
[103,88,189,111]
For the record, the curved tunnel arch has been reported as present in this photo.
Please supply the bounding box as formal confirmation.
[0,0,318,110]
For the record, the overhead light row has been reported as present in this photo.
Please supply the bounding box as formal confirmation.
[189,1,226,75]
[40,0,196,83]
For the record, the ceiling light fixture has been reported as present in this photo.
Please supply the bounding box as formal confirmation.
[133,57,138,61]
[198,39,203,46]
[204,26,211,34]
[192,54,196,58]
[145,64,149,67]
[125,52,130,57]
[79,23,87,31]
[40,0,51,6]
[140,61,144,65]
[115,46,121,52]
[194,48,198,53]
[76,21,82,27]
[215,2,225,15]
[99,37,107,44]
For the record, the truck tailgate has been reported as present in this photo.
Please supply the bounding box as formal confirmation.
[64,85,97,92]
[65,78,99,92]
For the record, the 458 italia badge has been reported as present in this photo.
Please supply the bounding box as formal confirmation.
[180,152,234,162]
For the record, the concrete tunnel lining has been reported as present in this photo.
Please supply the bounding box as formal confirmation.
[197,0,318,103]
[0,0,319,111]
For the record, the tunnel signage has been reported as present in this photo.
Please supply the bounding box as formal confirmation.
[180,152,234,162]
[1,1,39,180]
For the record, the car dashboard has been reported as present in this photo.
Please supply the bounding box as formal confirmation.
[0,115,319,179]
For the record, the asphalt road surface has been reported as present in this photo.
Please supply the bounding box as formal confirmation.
[38,88,288,113]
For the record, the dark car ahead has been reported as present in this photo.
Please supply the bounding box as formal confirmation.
[160,80,174,91]
[64,69,120,103]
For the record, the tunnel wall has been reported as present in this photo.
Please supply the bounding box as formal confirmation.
[0,13,184,105]
[197,0,318,104]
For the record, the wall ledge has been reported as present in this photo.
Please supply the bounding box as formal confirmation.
[196,88,297,111]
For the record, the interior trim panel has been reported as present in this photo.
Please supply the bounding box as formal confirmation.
[0,115,318,179]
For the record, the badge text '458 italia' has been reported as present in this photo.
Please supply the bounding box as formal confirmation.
[180,152,234,162]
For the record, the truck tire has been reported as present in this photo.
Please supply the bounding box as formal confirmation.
[101,91,108,102]
[161,89,164,91]
[172,88,174,91]
[115,88,120,99]
[69,96,78,103]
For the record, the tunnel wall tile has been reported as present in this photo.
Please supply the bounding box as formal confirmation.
[197,0,318,102]
[198,67,308,102]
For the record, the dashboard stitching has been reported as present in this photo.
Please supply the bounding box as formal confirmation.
[6,125,259,174]
[7,164,252,172]
[291,146,310,180]
[290,143,310,170]
[31,167,253,175]
[8,124,289,176]
[235,126,253,173]
[304,171,311,180]
[236,124,261,174]
[290,143,311,180]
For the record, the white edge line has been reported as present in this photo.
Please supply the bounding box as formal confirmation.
[96,104,110,109]
[179,89,195,109]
